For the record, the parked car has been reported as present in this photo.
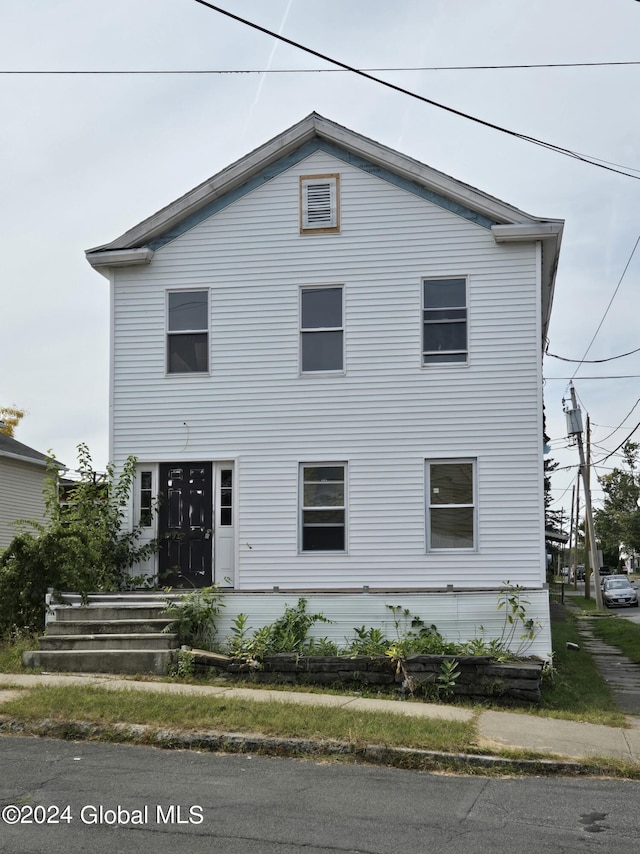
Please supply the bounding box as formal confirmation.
[601,576,639,608]
[600,572,627,589]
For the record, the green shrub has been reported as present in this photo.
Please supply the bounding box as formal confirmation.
[0,444,158,635]
[162,585,225,650]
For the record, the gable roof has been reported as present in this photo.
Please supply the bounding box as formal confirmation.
[86,112,563,338]
[0,433,62,469]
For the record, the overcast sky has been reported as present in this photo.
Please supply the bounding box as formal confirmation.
[1,0,639,529]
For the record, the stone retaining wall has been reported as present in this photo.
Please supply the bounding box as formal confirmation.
[196,651,544,704]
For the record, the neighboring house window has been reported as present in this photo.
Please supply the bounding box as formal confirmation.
[167,290,208,373]
[422,278,467,364]
[301,464,346,552]
[139,471,153,527]
[427,460,475,550]
[300,174,340,233]
[300,286,344,372]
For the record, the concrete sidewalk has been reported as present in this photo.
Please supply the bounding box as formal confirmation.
[1,672,639,768]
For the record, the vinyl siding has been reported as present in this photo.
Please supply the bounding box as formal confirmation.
[111,150,545,592]
[0,458,48,549]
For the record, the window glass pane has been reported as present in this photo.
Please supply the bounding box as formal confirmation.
[168,333,208,373]
[303,509,345,525]
[301,288,342,329]
[303,525,345,551]
[220,507,232,526]
[431,463,473,504]
[431,508,474,549]
[140,471,153,528]
[168,292,208,331]
[301,331,343,372]
[424,279,465,309]
[303,466,344,482]
[423,352,466,364]
[304,482,344,507]
[220,469,232,489]
[424,308,466,322]
[423,321,467,353]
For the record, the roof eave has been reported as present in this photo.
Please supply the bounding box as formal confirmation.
[0,449,64,469]
[492,221,564,341]
[85,113,551,263]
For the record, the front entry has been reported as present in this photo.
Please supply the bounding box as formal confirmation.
[158,462,234,588]
[159,462,212,588]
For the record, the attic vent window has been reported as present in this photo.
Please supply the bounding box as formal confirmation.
[300,174,340,233]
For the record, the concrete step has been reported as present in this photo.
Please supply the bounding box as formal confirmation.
[38,633,179,652]
[53,593,178,607]
[22,649,177,676]
[46,619,174,636]
[51,605,170,623]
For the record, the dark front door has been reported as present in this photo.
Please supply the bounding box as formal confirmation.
[158,463,213,588]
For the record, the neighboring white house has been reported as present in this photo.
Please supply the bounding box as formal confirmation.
[86,113,563,657]
[0,431,53,550]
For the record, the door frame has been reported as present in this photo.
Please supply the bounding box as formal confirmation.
[134,460,236,588]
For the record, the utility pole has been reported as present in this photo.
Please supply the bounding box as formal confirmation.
[568,483,576,587]
[565,384,602,609]
[574,474,582,593]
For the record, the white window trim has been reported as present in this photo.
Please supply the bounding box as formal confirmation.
[426,458,477,552]
[421,276,468,367]
[300,174,340,233]
[165,288,210,375]
[299,285,345,375]
[299,461,348,554]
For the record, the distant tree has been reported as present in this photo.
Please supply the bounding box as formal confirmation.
[595,442,640,566]
[0,406,25,437]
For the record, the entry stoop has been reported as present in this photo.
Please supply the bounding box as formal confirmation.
[22,593,180,676]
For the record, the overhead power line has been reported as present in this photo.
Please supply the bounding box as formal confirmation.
[593,418,640,465]
[570,232,640,378]
[547,344,640,363]
[192,0,640,180]
[3,60,640,74]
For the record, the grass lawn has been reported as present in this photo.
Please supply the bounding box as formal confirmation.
[588,616,640,664]
[0,684,475,753]
[536,619,625,726]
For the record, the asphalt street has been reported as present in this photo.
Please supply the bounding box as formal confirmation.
[1,736,639,854]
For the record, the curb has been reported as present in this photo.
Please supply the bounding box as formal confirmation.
[0,715,628,778]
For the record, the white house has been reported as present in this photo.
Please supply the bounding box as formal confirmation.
[0,432,53,550]
[86,113,563,658]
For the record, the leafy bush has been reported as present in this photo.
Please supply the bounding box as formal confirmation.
[226,598,332,663]
[162,585,225,650]
[0,444,158,635]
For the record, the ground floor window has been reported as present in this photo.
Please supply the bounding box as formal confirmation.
[427,459,476,550]
[300,463,346,552]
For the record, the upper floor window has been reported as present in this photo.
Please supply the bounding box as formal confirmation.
[422,278,467,364]
[427,460,475,550]
[300,174,340,233]
[300,286,344,373]
[167,290,208,373]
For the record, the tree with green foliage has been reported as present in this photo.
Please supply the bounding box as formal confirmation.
[0,444,157,635]
[595,442,640,567]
